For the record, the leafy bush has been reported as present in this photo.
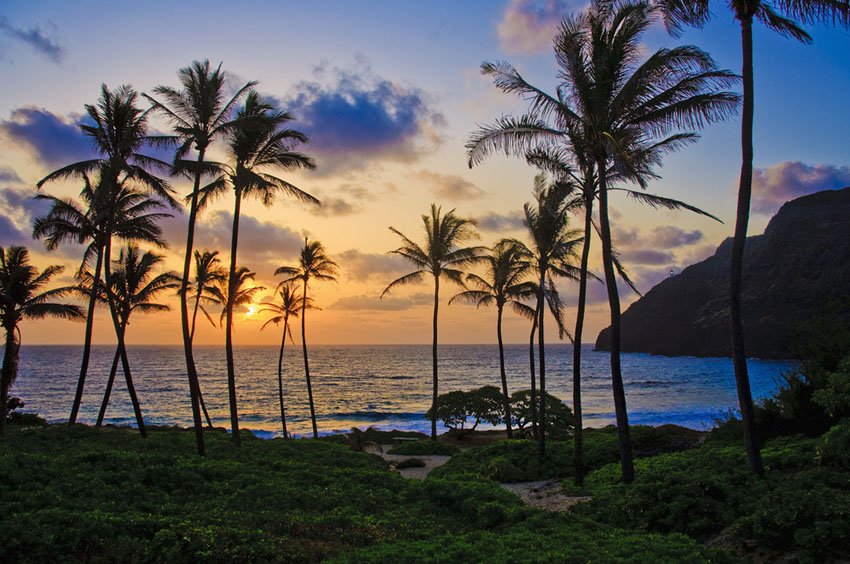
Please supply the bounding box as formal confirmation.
[509,389,574,439]
[426,386,504,434]
[813,356,850,418]
[4,397,47,426]
[395,458,426,469]
[387,440,460,456]
[817,420,850,469]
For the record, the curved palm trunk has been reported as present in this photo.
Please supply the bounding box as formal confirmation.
[225,189,243,446]
[0,326,20,437]
[179,147,208,455]
[104,243,146,438]
[430,275,440,440]
[537,279,546,460]
[68,245,104,425]
[189,291,215,429]
[731,16,764,477]
[572,197,593,486]
[496,305,513,439]
[277,314,290,438]
[597,158,634,483]
[301,284,318,438]
[529,309,539,440]
[95,346,121,426]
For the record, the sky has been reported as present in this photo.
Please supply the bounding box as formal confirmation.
[1,0,849,346]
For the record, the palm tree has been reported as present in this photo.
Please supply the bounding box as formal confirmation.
[259,284,310,438]
[656,0,849,479]
[197,91,316,445]
[146,60,255,455]
[187,249,228,428]
[515,176,582,458]
[382,205,485,439]
[467,0,738,482]
[36,84,176,427]
[0,247,83,436]
[450,239,532,438]
[275,239,338,439]
[85,246,179,430]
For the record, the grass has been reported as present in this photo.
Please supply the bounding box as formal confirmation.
[0,423,716,563]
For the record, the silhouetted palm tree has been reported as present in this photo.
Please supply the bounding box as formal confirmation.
[516,176,582,458]
[467,0,738,482]
[276,239,338,439]
[198,91,316,445]
[382,205,485,439]
[146,60,255,455]
[36,84,176,427]
[84,246,179,431]
[259,284,310,438]
[0,247,82,436]
[656,0,850,479]
[450,239,532,438]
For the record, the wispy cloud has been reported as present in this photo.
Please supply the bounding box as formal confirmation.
[497,0,583,55]
[752,161,850,216]
[0,107,92,167]
[338,249,407,282]
[330,292,432,311]
[415,170,485,201]
[0,166,22,183]
[0,17,66,63]
[475,210,525,232]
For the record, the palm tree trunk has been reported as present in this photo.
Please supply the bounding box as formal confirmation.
[0,326,20,437]
[301,284,318,438]
[179,147,208,455]
[497,305,513,439]
[95,346,121,427]
[529,310,539,440]
[189,293,214,429]
[572,196,593,486]
[225,189,242,446]
[104,243,146,438]
[68,244,104,425]
[278,314,289,438]
[537,278,546,460]
[731,15,764,477]
[597,157,634,483]
[431,275,440,440]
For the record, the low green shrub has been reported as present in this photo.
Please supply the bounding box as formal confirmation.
[817,420,850,469]
[387,440,460,456]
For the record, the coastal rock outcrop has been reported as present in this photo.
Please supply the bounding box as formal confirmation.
[595,188,850,358]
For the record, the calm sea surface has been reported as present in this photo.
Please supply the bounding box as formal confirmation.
[10,344,793,437]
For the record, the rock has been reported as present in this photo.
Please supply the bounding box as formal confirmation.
[595,188,850,358]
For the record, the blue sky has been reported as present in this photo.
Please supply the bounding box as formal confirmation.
[1,0,849,344]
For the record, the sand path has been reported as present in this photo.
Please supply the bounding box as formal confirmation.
[374,444,451,480]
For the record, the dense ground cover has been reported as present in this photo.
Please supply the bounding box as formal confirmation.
[0,424,716,563]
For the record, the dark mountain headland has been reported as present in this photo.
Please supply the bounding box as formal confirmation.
[596,187,850,358]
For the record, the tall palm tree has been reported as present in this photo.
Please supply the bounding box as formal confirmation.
[187,249,228,428]
[275,239,338,439]
[36,84,176,427]
[516,176,582,458]
[146,60,255,455]
[467,0,738,482]
[656,0,849,479]
[450,239,532,438]
[0,247,83,436]
[382,205,485,439]
[259,284,310,438]
[84,246,179,430]
[198,91,316,445]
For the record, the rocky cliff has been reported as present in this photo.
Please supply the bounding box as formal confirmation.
[595,188,850,358]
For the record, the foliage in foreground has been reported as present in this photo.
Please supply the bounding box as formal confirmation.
[0,424,712,563]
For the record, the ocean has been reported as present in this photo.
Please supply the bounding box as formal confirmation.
[10,344,793,437]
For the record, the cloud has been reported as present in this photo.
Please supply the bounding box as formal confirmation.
[0,107,93,167]
[415,170,485,201]
[476,210,525,232]
[497,0,582,55]
[649,226,703,248]
[620,249,676,265]
[0,186,50,246]
[338,249,407,282]
[0,167,22,183]
[308,196,361,217]
[752,161,850,216]
[331,292,432,311]
[283,59,445,174]
[0,17,66,63]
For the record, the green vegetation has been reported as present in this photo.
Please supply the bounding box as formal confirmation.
[426,386,503,434]
[0,424,714,563]
[387,440,460,456]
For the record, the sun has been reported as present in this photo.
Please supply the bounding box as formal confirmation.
[245,305,257,317]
